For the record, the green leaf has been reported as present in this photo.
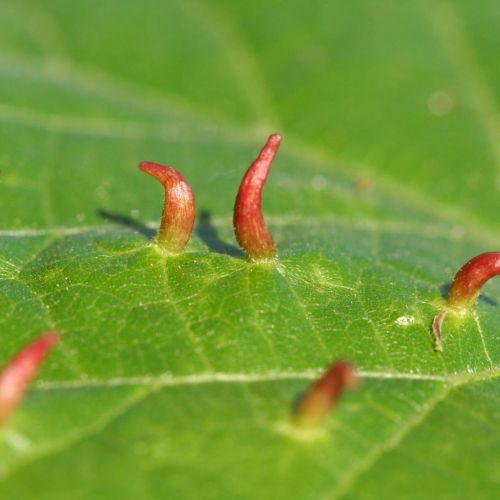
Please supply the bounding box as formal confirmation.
[0,0,499,498]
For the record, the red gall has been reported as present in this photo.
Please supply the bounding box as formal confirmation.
[0,332,60,425]
[294,361,358,428]
[233,134,281,261]
[139,162,195,254]
[432,252,500,351]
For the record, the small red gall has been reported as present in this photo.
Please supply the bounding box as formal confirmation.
[432,252,500,351]
[294,361,358,429]
[0,332,60,425]
[447,252,500,308]
[233,134,281,262]
[139,162,195,254]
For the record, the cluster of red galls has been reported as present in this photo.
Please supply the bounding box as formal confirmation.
[0,135,498,430]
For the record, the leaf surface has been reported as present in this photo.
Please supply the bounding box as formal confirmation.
[0,0,499,498]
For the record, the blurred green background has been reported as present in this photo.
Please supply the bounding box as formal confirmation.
[0,0,499,231]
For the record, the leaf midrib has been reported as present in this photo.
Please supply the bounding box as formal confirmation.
[31,367,499,392]
[2,369,497,494]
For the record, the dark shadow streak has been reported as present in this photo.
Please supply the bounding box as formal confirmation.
[97,209,155,239]
[292,392,305,414]
[440,282,497,307]
[439,282,451,299]
[195,210,243,257]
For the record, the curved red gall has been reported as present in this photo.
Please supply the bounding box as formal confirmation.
[0,332,60,425]
[448,252,500,308]
[294,361,358,428]
[432,251,500,351]
[139,162,195,254]
[233,134,281,261]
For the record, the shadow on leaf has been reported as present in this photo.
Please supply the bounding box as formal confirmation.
[97,209,155,239]
[440,282,497,306]
[196,210,243,257]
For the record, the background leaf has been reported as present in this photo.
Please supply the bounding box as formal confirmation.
[0,0,499,498]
